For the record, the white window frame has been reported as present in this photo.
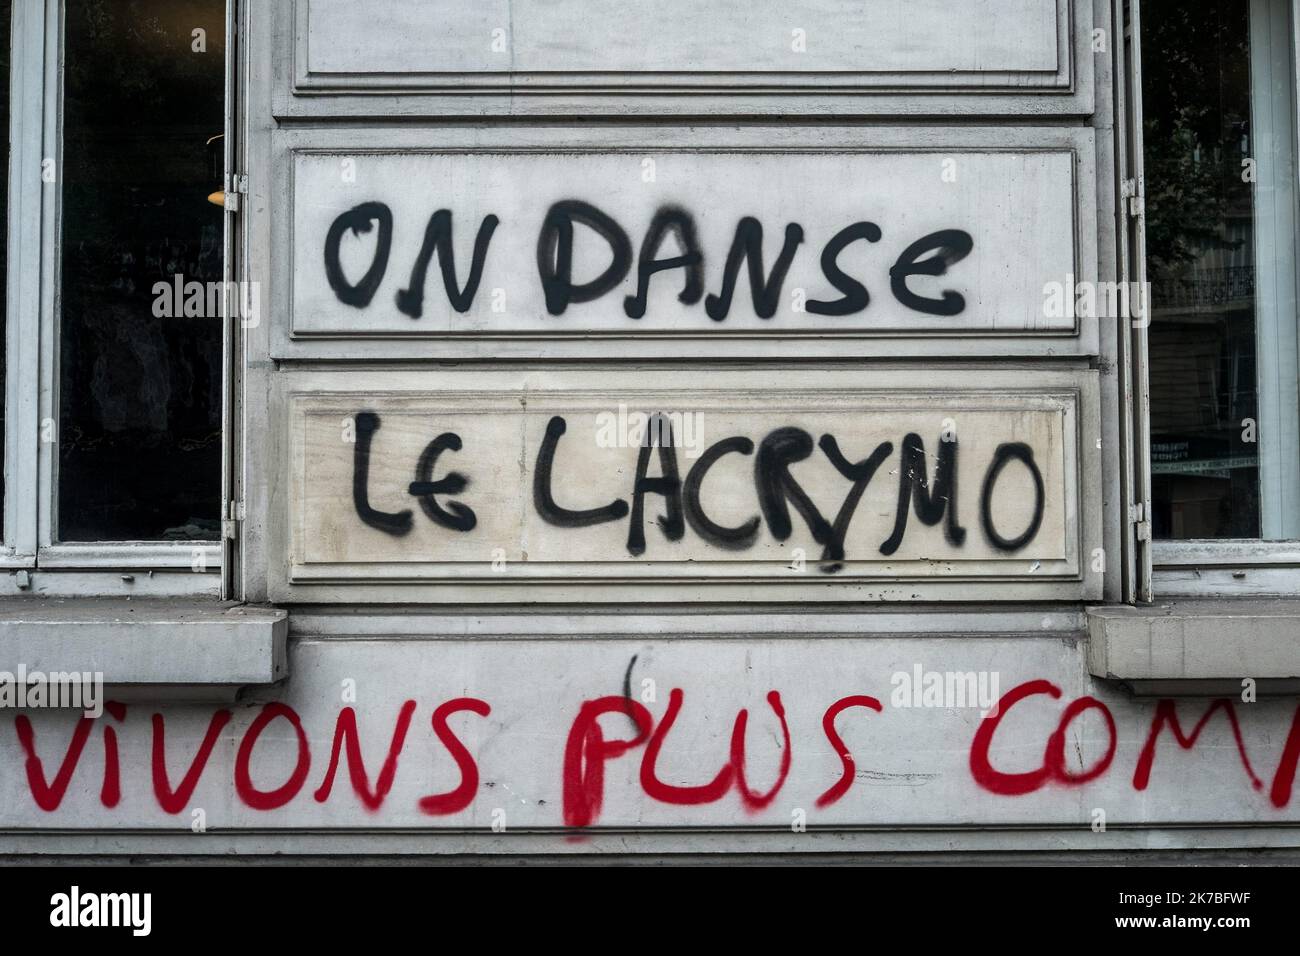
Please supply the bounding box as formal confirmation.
[2,0,236,598]
[1127,0,1300,598]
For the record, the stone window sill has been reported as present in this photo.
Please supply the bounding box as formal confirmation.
[0,597,287,702]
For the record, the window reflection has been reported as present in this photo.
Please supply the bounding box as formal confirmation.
[1144,0,1291,540]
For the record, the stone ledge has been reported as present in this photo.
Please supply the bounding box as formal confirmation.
[0,598,287,701]
[1087,600,1300,695]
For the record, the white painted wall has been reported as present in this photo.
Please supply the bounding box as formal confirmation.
[1,637,1296,838]
[8,0,1293,860]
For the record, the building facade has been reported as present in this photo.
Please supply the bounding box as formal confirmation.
[1,0,1299,861]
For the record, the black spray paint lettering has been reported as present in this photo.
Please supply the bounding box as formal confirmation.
[626,413,687,556]
[981,442,1045,552]
[352,411,413,536]
[805,222,883,316]
[324,203,393,308]
[350,413,475,538]
[624,206,705,319]
[324,200,973,322]
[879,433,966,557]
[755,427,835,548]
[537,200,635,316]
[683,436,761,550]
[409,432,477,532]
[396,210,499,318]
[818,434,894,568]
[353,412,1046,559]
[703,217,804,320]
[323,202,498,317]
[533,416,631,527]
[889,229,975,317]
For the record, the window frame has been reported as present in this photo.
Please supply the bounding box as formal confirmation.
[1,0,40,572]
[2,0,230,597]
[1128,0,1300,597]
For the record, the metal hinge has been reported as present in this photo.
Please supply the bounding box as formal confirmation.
[223,173,248,213]
[1130,502,1152,542]
[1122,177,1145,218]
[222,500,244,541]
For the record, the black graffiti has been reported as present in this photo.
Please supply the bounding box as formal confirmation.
[818,434,894,569]
[533,416,631,527]
[350,412,474,538]
[980,442,1045,552]
[704,218,804,321]
[349,413,1047,560]
[806,222,883,316]
[409,432,477,532]
[324,202,393,308]
[889,229,975,317]
[754,427,835,550]
[879,433,966,556]
[627,413,687,556]
[324,203,498,317]
[396,210,499,318]
[624,206,704,319]
[325,200,976,322]
[537,200,635,315]
[352,411,413,536]
[683,437,761,550]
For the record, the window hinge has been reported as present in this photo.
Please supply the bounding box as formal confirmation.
[222,500,244,541]
[223,173,248,213]
[1122,177,1145,219]
[1130,502,1152,542]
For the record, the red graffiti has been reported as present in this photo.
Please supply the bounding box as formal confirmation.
[7,681,1300,825]
[731,691,792,811]
[418,697,492,816]
[969,680,1058,795]
[569,688,793,826]
[1132,699,1263,792]
[816,695,883,808]
[99,703,127,808]
[563,696,654,829]
[13,697,492,816]
[234,703,312,810]
[152,709,233,814]
[15,701,125,811]
[17,716,94,812]
[1043,695,1116,784]
[1270,703,1300,808]
[969,680,1115,795]
[967,681,1300,806]
[314,700,417,811]
[640,688,733,804]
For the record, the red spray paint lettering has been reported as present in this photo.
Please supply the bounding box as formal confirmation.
[152,709,232,814]
[418,697,492,816]
[313,700,417,811]
[8,682,1300,822]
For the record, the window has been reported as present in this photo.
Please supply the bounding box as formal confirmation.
[2,0,232,595]
[58,0,225,542]
[1144,0,1300,544]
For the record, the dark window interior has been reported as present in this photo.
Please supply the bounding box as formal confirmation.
[58,0,224,541]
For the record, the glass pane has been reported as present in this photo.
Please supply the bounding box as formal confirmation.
[58,0,225,541]
[1144,0,1300,540]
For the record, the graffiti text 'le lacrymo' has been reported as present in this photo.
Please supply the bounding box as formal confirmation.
[350,411,1046,569]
